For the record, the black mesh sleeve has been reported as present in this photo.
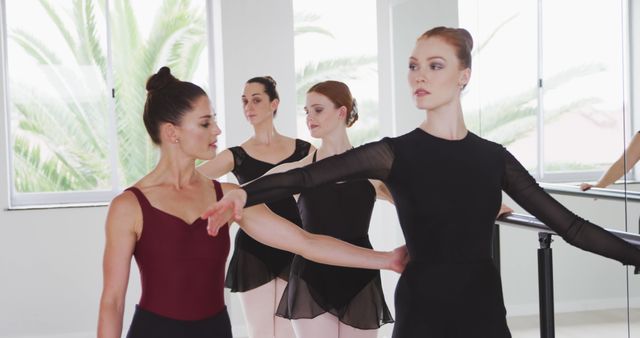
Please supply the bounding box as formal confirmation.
[243,140,395,207]
[502,149,640,266]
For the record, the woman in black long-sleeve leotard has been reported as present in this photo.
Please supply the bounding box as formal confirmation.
[204,27,640,338]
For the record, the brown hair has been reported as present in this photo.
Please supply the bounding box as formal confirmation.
[143,67,207,144]
[246,76,279,116]
[307,80,358,127]
[418,26,473,69]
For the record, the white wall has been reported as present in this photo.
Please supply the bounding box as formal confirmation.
[218,0,297,148]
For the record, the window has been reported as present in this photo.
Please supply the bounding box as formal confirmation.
[4,0,211,206]
[459,0,627,181]
[292,0,379,146]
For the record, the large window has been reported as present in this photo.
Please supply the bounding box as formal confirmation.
[4,0,211,206]
[459,0,627,181]
[292,0,379,146]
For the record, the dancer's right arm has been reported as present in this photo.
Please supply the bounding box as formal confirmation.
[197,149,235,179]
[581,132,640,191]
[203,140,395,234]
[236,201,408,272]
[98,192,139,338]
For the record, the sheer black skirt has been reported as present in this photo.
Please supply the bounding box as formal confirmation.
[276,237,393,329]
[225,229,292,292]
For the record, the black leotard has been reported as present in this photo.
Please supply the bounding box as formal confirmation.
[224,139,311,292]
[275,152,393,329]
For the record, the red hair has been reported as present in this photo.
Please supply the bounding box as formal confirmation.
[418,26,473,69]
[307,81,358,127]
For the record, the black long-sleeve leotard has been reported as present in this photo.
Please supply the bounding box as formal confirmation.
[240,129,640,338]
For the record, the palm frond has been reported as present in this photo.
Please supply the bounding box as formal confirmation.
[293,12,334,39]
[167,18,206,79]
[11,0,206,190]
[38,0,78,56]
[474,13,519,56]
[295,56,377,102]
[119,0,141,48]
[83,0,107,79]
[72,0,91,64]
[10,30,62,64]
[477,63,606,137]
[294,12,323,23]
[294,26,334,39]
[13,86,109,159]
[12,132,106,191]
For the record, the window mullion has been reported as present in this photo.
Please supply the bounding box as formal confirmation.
[104,0,120,194]
[1,0,17,207]
[537,0,544,181]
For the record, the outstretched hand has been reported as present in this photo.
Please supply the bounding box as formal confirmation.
[580,183,594,191]
[201,188,248,236]
[389,245,410,273]
[496,203,513,218]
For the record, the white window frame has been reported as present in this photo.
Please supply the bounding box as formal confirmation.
[537,0,632,183]
[1,0,222,209]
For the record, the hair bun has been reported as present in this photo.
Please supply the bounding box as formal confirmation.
[264,75,277,87]
[347,97,359,127]
[146,66,178,92]
[457,28,474,51]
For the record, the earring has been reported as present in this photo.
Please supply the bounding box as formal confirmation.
[174,138,179,143]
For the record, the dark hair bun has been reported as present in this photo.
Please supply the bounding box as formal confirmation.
[264,75,277,87]
[347,98,359,127]
[146,66,178,92]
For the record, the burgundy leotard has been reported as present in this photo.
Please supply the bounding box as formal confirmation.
[126,180,230,321]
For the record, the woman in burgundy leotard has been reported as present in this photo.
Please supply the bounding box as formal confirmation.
[97,67,407,338]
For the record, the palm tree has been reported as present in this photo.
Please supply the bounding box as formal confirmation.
[464,14,610,149]
[9,0,207,192]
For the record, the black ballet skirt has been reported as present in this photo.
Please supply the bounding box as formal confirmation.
[239,129,640,338]
[224,139,311,292]
[276,153,393,329]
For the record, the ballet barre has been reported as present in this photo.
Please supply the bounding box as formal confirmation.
[540,182,640,202]
[493,212,640,338]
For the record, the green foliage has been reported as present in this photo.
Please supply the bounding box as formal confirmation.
[10,0,207,192]
[469,66,607,146]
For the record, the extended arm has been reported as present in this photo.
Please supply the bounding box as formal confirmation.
[237,203,407,272]
[582,132,640,190]
[502,149,640,266]
[243,140,395,207]
[202,141,395,233]
[196,149,234,179]
[372,180,395,204]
